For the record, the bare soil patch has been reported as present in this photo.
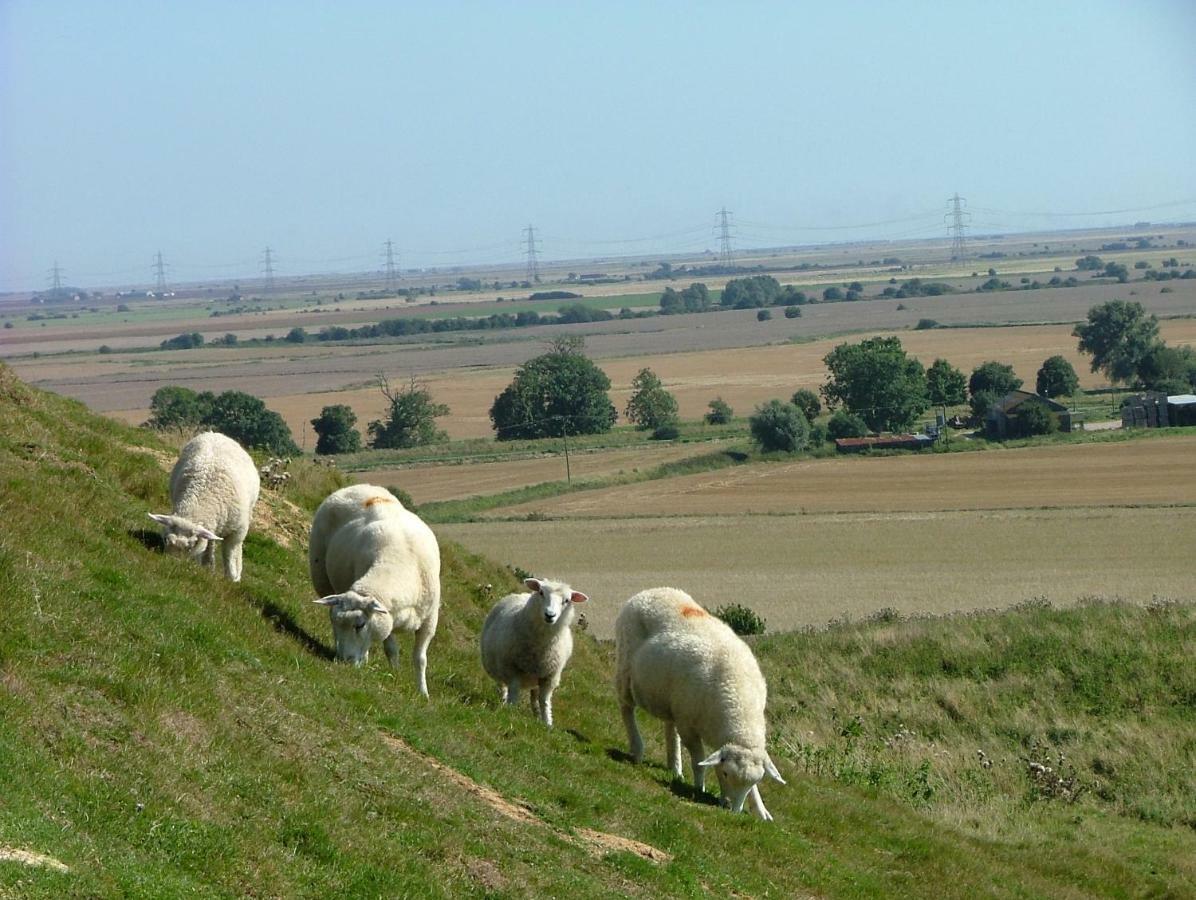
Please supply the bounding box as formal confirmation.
[0,847,69,873]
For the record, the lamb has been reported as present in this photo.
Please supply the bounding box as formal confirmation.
[309,484,441,697]
[614,586,785,820]
[149,431,260,582]
[480,578,589,727]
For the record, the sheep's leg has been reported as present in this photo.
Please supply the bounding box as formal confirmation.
[224,537,244,582]
[505,682,520,706]
[202,541,217,570]
[528,685,539,716]
[383,634,401,669]
[665,722,683,779]
[412,608,438,699]
[538,678,555,728]
[497,683,509,704]
[747,784,773,821]
[685,738,707,793]
[621,704,644,763]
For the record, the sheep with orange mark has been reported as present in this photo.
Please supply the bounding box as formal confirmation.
[614,587,785,820]
[480,578,589,727]
[149,431,260,582]
[308,484,441,697]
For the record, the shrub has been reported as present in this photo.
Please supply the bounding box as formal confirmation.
[790,389,821,423]
[651,423,680,441]
[369,376,449,449]
[749,399,810,453]
[784,306,802,319]
[969,389,999,421]
[1011,399,1058,437]
[756,309,772,321]
[827,408,869,439]
[311,404,362,455]
[1035,356,1079,399]
[285,326,307,343]
[915,318,939,330]
[714,603,766,636]
[704,398,733,425]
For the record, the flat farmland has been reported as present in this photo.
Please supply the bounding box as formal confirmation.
[484,433,1196,519]
[358,440,728,505]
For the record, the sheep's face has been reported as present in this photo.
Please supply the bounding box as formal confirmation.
[700,744,785,814]
[314,592,393,666]
[525,578,588,626]
[148,513,220,562]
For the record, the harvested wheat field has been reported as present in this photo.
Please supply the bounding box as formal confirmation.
[439,504,1196,639]
[360,440,727,505]
[484,434,1196,519]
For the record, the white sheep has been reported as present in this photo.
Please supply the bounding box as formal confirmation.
[614,586,785,820]
[309,484,441,697]
[149,431,260,582]
[480,577,589,727]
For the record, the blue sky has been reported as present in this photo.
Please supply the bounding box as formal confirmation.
[2,0,1195,291]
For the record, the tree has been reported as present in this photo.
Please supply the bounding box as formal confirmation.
[1035,356,1079,398]
[790,389,821,423]
[145,385,214,430]
[968,361,1023,399]
[205,391,300,455]
[1010,399,1058,438]
[926,359,967,407]
[624,368,678,431]
[311,404,362,455]
[1075,255,1104,271]
[749,400,809,453]
[969,390,1000,421]
[720,275,782,309]
[1103,261,1129,283]
[756,308,772,321]
[821,336,929,432]
[822,286,844,302]
[368,376,449,449]
[827,408,869,439]
[489,338,616,440]
[783,306,802,319]
[704,398,733,425]
[285,326,307,343]
[1073,300,1161,385]
[1137,344,1196,392]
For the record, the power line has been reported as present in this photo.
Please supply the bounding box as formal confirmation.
[383,239,400,290]
[716,207,735,268]
[261,246,276,291]
[48,260,64,291]
[945,193,970,260]
[153,250,168,294]
[523,224,541,282]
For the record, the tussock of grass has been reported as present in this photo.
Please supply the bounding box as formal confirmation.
[2,362,1195,898]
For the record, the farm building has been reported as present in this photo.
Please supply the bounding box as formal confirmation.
[985,390,1074,439]
[834,434,935,453]
[1122,392,1196,428]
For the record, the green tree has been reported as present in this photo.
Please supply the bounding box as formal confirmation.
[1137,345,1196,392]
[489,338,617,440]
[285,326,307,343]
[1035,356,1080,398]
[756,308,772,321]
[624,368,679,431]
[704,398,734,425]
[205,391,300,456]
[822,286,844,302]
[968,361,1023,399]
[1010,399,1058,438]
[790,389,821,422]
[368,376,449,449]
[1073,300,1162,385]
[311,404,362,455]
[821,336,929,432]
[749,399,810,453]
[783,306,802,319]
[1076,255,1104,271]
[145,386,214,431]
[969,390,1000,421]
[926,359,967,407]
[827,408,869,439]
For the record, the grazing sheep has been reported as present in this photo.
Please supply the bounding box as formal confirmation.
[149,431,260,582]
[480,578,589,727]
[614,587,785,820]
[309,484,441,697]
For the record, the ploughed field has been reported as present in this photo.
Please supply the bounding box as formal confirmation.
[437,435,1196,638]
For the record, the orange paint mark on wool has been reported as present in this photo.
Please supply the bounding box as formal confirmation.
[680,605,708,618]
[362,496,397,508]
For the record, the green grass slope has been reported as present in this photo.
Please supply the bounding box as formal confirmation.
[1,362,1194,898]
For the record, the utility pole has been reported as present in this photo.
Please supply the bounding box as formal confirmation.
[383,239,399,291]
[523,224,541,283]
[945,194,970,260]
[49,260,64,292]
[153,250,168,294]
[261,246,275,292]
[716,207,735,269]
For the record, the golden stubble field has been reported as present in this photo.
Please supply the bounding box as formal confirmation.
[437,435,1196,638]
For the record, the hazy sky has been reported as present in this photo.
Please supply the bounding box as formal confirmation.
[2,1,1195,291]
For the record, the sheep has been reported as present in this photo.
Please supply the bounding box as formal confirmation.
[480,577,589,727]
[614,586,785,820]
[309,484,441,697]
[148,431,260,582]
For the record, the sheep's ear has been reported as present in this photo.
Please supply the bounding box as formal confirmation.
[764,754,786,784]
[569,591,589,604]
[314,595,343,607]
[148,513,173,526]
[368,600,389,616]
[524,578,542,594]
[196,526,222,541]
[699,749,724,767]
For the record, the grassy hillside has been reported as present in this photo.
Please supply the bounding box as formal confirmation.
[1,362,1194,898]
